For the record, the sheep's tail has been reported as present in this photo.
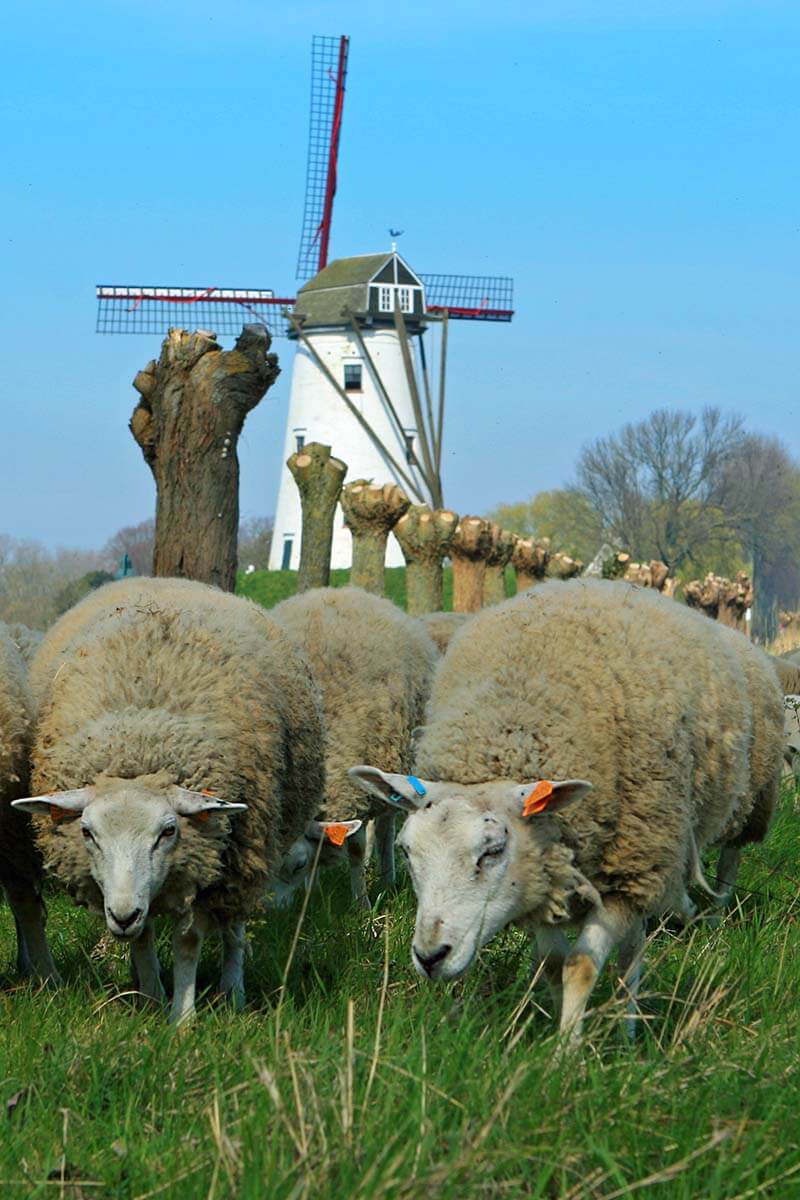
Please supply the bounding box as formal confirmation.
[688,829,725,900]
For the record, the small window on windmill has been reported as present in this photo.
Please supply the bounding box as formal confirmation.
[294,431,306,453]
[404,429,416,466]
[378,286,393,313]
[398,287,413,313]
[344,363,362,392]
[281,537,293,571]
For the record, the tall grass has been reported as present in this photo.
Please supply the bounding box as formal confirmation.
[1,786,799,1198]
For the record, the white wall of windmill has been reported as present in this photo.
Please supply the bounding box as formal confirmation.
[268,327,425,572]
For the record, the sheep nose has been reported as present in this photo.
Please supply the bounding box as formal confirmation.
[413,944,452,976]
[108,907,142,932]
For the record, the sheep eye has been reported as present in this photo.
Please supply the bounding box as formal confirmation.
[157,825,177,844]
[81,827,94,843]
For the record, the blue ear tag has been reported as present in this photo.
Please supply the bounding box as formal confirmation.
[406,776,427,797]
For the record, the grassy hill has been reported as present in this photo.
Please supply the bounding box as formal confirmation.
[236,566,517,612]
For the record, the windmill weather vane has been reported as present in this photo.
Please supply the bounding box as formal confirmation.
[95,34,514,571]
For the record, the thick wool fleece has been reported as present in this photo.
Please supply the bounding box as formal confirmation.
[716,628,783,846]
[0,623,41,896]
[30,579,325,924]
[271,588,438,822]
[6,623,43,666]
[419,611,471,656]
[773,657,800,696]
[415,579,761,917]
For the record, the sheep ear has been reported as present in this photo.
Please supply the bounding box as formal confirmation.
[306,819,362,847]
[513,779,592,818]
[347,766,431,813]
[12,788,93,818]
[171,788,248,817]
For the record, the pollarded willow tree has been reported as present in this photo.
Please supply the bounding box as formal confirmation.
[482,525,517,607]
[394,505,459,615]
[450,517,494,614]
[341,480,410,595]
[511,537,550,591]
[287,442,348,593]
[130,326,279,592]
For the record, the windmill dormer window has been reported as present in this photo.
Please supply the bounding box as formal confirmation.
[377,285,415,314]
[397,287,412,313]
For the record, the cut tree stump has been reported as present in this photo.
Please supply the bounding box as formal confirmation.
[482,526,517,607]
[394,505,459,615]
[130,326,278,592]
[287,443,348,593]
[685,572,753,633]
[511,536,551,592]
[450,517,494,613]
[600,551,672,592]
[341,480,410,595]
[546,551,583,580]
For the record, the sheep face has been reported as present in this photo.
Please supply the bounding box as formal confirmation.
[268,819,362,906]
[12,782,247,939]
[348,767,591,982]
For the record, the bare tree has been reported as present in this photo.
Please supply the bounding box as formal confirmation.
[237,517,273,572]
[103,518,155,576]
[0,537,106,629]
[576,408,744,571]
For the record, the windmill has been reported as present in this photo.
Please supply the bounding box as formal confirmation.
[96,34,514,571]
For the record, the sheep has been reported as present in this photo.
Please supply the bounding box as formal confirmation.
[418,611,471,655]
[269,587,437,904]
[6,622,44,665]
[14,577,325,1022]
[0,622,59,982]
[350,578,783,1042]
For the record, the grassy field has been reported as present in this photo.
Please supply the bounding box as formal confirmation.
[1,782,799,1199]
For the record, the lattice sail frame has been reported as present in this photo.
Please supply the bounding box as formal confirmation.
[95,286,294,337]
[420,274,514,322]
[296,34,350,282]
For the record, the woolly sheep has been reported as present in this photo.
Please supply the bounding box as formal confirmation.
[773,656,800,696]
[0,622,59,981]
[418,611,471,656]
[351,578,783,1042]
[6,622,44,665]
[15,578,325,1022]
[270,587,437,903]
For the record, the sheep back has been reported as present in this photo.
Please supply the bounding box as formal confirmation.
[419,611,472,655]
[415,578,754,915]
[31,579,324,923]
[271,587,438,821]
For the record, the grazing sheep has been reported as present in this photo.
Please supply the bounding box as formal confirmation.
[418,611,471,655]
[15,578,324,1022]
[270,587,437,903]
[0,622,59,982]
[6,623,44,665]
[351,578,782,1042]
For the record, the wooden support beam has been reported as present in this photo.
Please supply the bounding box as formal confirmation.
[393,303,441,507]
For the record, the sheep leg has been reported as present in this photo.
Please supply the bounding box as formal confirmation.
[374,811,396,889]
[533,926,572,1019]
[5,884,60,984]
[560,899,633,1043]
[219,922,246,1010]
[715,845,741,906]
[347,825,370,908]
[170,911,209,1026]
[13,915,33,977]
[130,921,165,1003]
[616,918,645,1042]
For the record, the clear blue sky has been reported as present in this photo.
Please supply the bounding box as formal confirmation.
[4,0,799,549]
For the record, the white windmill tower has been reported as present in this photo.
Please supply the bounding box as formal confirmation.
[95,34,514,571]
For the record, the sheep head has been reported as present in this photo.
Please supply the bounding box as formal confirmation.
[13,779,247,940]
[268,819,363,906]
[348,767,592,981]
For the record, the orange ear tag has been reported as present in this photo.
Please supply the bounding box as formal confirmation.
[193,810,211,823]
[201,789,216,797]
[323,823,349,847]
[522,781,554,817]
[50,805,69,823]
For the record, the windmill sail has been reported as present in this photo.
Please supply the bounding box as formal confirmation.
[419,274,514,321]
[296,35,350,282]
[95,287,294,336]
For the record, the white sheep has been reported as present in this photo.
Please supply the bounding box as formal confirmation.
[14,578,325,1022]
[350,579,783,1042]
[269,587,437,904]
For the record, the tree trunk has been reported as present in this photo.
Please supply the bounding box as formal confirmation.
[287,443,348,593]
[340,480,410,595]
[130,326,278,592]
[394,505,459,615]
[546,551,583,580]
[685,572,753,635]
[451,517,494,613]
[482,526,517,607]
[511,537,550,591]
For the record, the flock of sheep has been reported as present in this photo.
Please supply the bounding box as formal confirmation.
[0,573,792,1042]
